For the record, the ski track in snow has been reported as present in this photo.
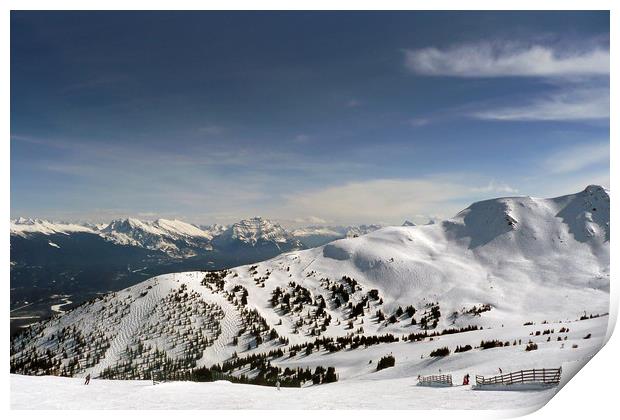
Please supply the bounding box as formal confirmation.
[85,274,174,377]
[196,292,240,365]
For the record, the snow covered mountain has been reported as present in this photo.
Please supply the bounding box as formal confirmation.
[210,217,304,258]
[100,218,215,258]
[291,226,345,248]
[10,218,97,237]
[11,186,610,390]
[11,216,379,258]
[291,224,383,247]
[344,224,383,238]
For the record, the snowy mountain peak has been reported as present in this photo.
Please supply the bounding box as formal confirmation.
[100,218,214,257]
[10,218,95,237]
[345,224,383,238]
[14,217,38,225]
[102,218,148,233]
[151,218,213,239]
[583,184,609,196]
[215,217,303,250]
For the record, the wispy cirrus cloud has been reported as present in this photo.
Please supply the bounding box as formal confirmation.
[408,117,431,127]
[543,142,609,174]
[471,87,609,121]
[403,39,609,123]
[404,41,609,78]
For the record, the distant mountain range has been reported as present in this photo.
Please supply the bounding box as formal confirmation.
[11,216,385,258]
[9,215,391,264]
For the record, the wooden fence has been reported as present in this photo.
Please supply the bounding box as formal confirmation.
[418,374,453,386]
[475,367,561,386]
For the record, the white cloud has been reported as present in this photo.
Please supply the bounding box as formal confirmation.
[293,134,310,143]
[471,87,609,121]
[198,124,224,135]
[280,178,511,225]
[404,42,609,78]
[543,142,609,174]
[470,181,519,194]
[137,212,158,218]
[292,216,329,224]
[408,118,430,127]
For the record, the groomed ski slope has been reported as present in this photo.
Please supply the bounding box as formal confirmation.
[10,374,556,410]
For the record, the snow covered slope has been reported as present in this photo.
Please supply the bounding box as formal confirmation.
[10,314,609,410]
[344,224,383,238]
[11,186,610,400]
[292,224,383,247]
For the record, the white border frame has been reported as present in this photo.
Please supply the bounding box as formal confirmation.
[2,2,616,419]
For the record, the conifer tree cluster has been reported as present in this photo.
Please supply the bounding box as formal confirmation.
[479,339,506,349]
[465,304,492,316]
[88,285,224,380]
[454,344,473,353]
[11,293,133,376]
[429,346,450,357]
[201,270,230,292]
[376,354,396,371]
[419,303,441,329]
[186,362,337,387]
[403,325,481,342]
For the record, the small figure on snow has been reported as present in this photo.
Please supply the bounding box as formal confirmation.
[276,379,281,391]
[84,373,91,385]
[498,368,503,374]
[462,373,470,385]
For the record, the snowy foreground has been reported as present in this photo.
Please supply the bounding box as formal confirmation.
[12,315,609,410]
[6,366,570,411]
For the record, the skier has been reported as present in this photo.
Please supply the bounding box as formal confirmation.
[462,373,470,385]
[276,379,281,391]
[498,368,503,374]
[84,373,91,385]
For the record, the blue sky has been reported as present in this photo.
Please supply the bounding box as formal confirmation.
[10,11,609,225]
